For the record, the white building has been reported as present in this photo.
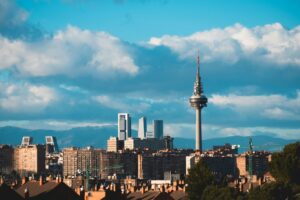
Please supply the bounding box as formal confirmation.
[124,137,173,151]
[138,117,147,139]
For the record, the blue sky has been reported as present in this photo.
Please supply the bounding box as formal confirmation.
[0,0,300,140]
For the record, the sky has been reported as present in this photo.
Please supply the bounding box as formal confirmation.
[0,0,300,140]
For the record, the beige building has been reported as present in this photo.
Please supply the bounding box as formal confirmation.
[107,137,118,152]
[107,137,124,152]
[14,144,45,176]
[236,152,270,178]
[236,155,247,176]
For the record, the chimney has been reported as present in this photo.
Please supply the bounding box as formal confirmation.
[39,176,43,186]
[160,185,165,192]
[58,175,63,183]
[22,177,27,185]
[24,188,30,200]
[130,186,136,193]
[140,186,145,194]
[75,187,81,196]
[183,184,187,192]
[173,181,177,187]
[56,176,59,183]
[258,178,262,186]
[80,186,85,200]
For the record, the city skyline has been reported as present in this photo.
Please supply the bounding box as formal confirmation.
[0,0,300,141]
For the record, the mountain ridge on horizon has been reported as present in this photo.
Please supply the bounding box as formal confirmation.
[0,126,297,152]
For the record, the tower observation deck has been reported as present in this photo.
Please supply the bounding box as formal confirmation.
[189,54,207,152]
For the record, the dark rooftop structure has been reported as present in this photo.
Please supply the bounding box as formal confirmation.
[0,183,23,200]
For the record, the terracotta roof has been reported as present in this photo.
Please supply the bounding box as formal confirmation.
[16,181,59,198]
[126,191,176,200]
[169,191,188,200]
[34,182,82,200]
[16,181,81,200]
[0,183,23,200]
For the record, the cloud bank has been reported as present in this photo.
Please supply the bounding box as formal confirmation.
[149,23,300,66]
[0,26,138,77]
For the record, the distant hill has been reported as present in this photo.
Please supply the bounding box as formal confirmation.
[0,126,297,152]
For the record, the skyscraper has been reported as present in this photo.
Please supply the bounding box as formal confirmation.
[153,120,163,139]
[45,136,59,153]
[189,54,207,152]
[118,113,131,140]
[21,136,33,146]
[138,117,147,139]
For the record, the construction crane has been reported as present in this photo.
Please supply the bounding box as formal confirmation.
[248,137,253,181]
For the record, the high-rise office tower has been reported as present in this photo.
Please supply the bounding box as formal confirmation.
[118,113,131,140]
[153,120,163,139]
[21,136,33,146]
[138,117,147,139]
[45,136,59,153]
[189,54,207,152]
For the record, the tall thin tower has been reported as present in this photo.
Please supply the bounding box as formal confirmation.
[189,53,207,152]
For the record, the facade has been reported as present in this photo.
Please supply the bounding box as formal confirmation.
[236,152,270,178]
[186,153,237,178]
[153,120,163,139]
[236,155,247,176]
[14,144,46,176]
[99,151,137,179]
[146,131,154,138]
[189,55,207,151]
[138,151,189,180]
[138,117,147,139]
[202,155,237,178]
[63,147,102,178]
[186,154,197,175]
[107,137,124,152]
[124,137,173,151]
[0,145,14,174]
[118,113,131,140]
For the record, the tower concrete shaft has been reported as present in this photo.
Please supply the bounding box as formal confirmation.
[195,108,202,151]
[189,53,207,152]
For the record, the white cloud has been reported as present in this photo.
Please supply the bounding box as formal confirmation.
[210,91,300,120]
[0,82,58,113]
[0,25,139,77]
[93,95,150,113]
[148,23,300,66]
[262,107,300,120]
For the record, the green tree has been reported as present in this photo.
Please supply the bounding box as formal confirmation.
[186,159,214,200]
[247,182,292,200]
[269,142,300,185]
